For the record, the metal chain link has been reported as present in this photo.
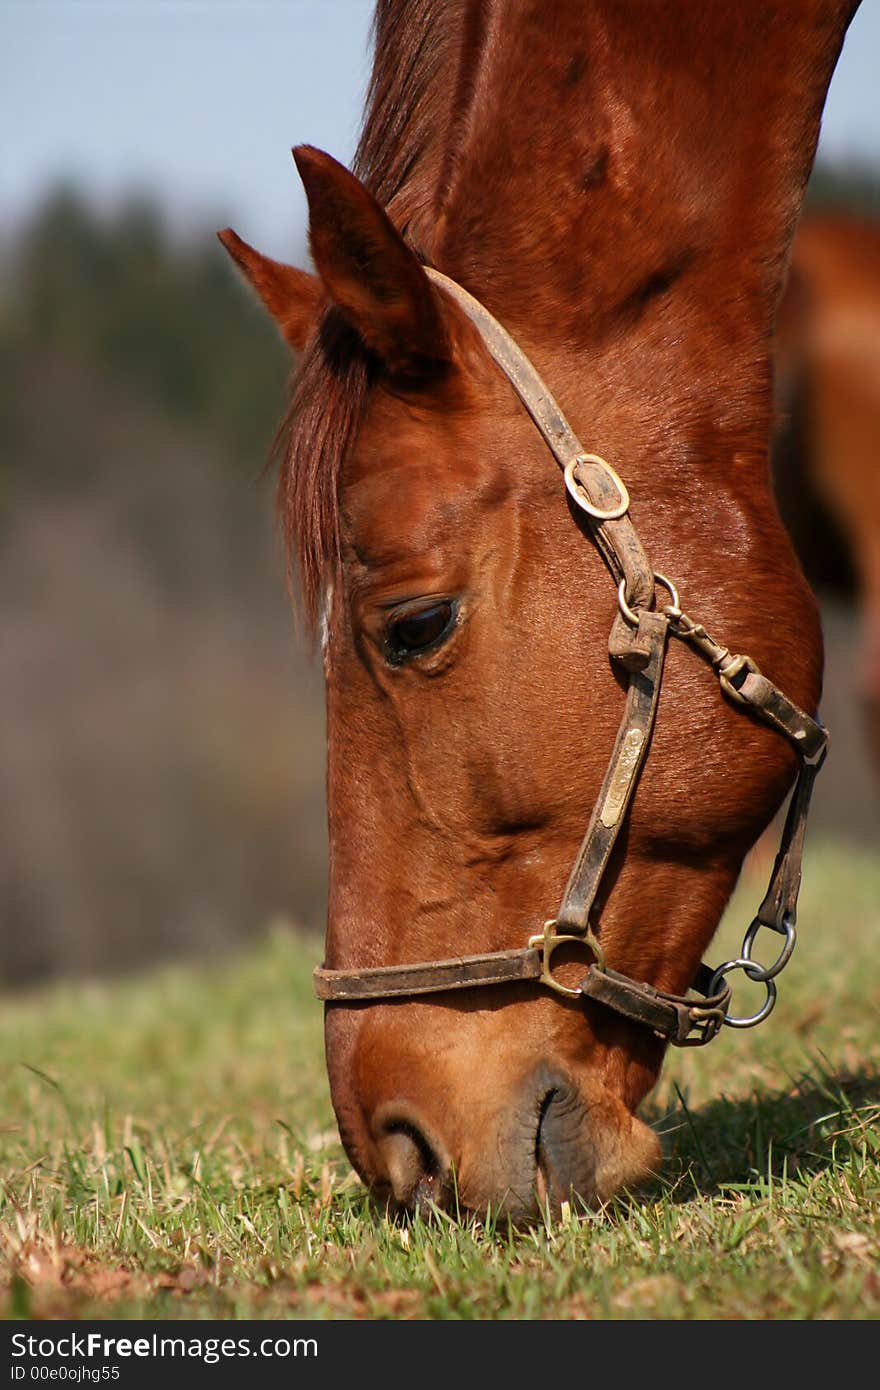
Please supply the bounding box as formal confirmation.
[707,915,797,1028]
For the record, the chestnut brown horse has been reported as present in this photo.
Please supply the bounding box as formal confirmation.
[221,1,859,1218]
[776,211,880,774]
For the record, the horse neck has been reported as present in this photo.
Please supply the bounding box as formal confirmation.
[364,0,858,477]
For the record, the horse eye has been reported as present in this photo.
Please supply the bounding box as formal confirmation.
[386,600,456,661]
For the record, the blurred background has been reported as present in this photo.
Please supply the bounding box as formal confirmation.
[1,1,878,985]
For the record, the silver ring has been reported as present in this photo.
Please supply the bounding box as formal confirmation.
[741,916,797,982]
[709,958,778,1029]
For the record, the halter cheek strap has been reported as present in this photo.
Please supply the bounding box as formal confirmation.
[313,269,827,1048]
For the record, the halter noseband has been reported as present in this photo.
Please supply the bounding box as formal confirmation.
[313,268,827,1048]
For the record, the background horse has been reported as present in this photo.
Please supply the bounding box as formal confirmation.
[775,211,880,775]
[221,0,859,1217]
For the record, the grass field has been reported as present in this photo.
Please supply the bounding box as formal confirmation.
[1,838,878,1321]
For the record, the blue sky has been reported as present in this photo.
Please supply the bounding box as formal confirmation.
[3,0,878,261]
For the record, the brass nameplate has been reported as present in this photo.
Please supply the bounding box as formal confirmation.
[599,728,645,827]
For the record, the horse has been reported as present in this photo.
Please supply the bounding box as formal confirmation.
[219,1,859,1219]
[775,211,880,774]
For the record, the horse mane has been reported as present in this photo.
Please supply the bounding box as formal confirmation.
[277,0,472,635]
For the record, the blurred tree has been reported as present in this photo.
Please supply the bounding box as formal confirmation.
[2,186,294,492]
[0,187,327,985]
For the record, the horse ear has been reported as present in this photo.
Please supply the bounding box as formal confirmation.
[292,145,451,376]
[216,228,322,352]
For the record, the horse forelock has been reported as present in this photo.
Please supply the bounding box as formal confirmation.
[277,0,484,640]
[276,309,371,640]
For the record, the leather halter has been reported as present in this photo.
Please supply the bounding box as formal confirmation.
[314,268,827,1048]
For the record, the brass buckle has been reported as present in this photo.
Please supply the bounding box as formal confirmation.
[528,919,605,998]
[563,455,630,521]
[717,653,760,706]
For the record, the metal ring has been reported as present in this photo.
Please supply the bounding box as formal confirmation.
[741,916,797,982]
[617,571,681,626]
[654,571,681,621]
[709,958,778,1029]
[563,455,630,521]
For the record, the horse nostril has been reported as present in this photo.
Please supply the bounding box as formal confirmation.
[376,1114,448,1209]
[534,1076,589,1208]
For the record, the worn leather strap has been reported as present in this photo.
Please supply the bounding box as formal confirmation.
[722,664,827,763]
[313,946,732,1046]
[754,753,825,933]
[556,609,669,933]
[580,963,731,1046]
[424,266,656,669]
[667,609,827,760]
[314,947,543,1001]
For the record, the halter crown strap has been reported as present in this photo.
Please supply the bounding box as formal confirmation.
[423,267,656,672]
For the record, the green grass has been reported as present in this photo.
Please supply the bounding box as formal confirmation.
[2,839,878,1320]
